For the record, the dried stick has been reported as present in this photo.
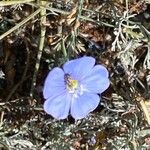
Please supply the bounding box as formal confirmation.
[140,100,150,125]
[0,8,41,40]
[0,0,34,6]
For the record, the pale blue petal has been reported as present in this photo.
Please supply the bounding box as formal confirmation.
[43,67,66,99]
[71,93,100,119]
[63,56,95,80]
[81,65,110,94]
[44,92,71,119]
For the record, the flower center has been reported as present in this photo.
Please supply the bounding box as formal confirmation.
[64,74,78,91]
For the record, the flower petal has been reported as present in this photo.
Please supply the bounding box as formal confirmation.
[71,93,100,119]
[81,65,110,93]
[44,92,71,119]
[63,56,95,80]
[43,67,66,99]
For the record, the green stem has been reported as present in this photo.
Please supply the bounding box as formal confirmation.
[77,0,84,20]
[73,0,84,36]
[125,0,129,40]
[0,8,41,40]
[61,36,68,60]
[30,1,46,97]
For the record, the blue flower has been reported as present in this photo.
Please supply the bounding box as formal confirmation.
[43,56,110,120]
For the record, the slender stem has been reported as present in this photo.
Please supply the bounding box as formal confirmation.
[0,0,35,6]
[125,0,129,40]
[30,1,46,97]
[74,0,84,35]
[0,8,41,40]
[77,0,84,20]
[61,36,68,60]
[125,0,129,20]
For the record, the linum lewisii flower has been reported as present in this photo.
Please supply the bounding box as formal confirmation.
[43,56,110,120]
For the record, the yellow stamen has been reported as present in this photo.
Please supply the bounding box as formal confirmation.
[65,74,78,91]
[67,79,78,90]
